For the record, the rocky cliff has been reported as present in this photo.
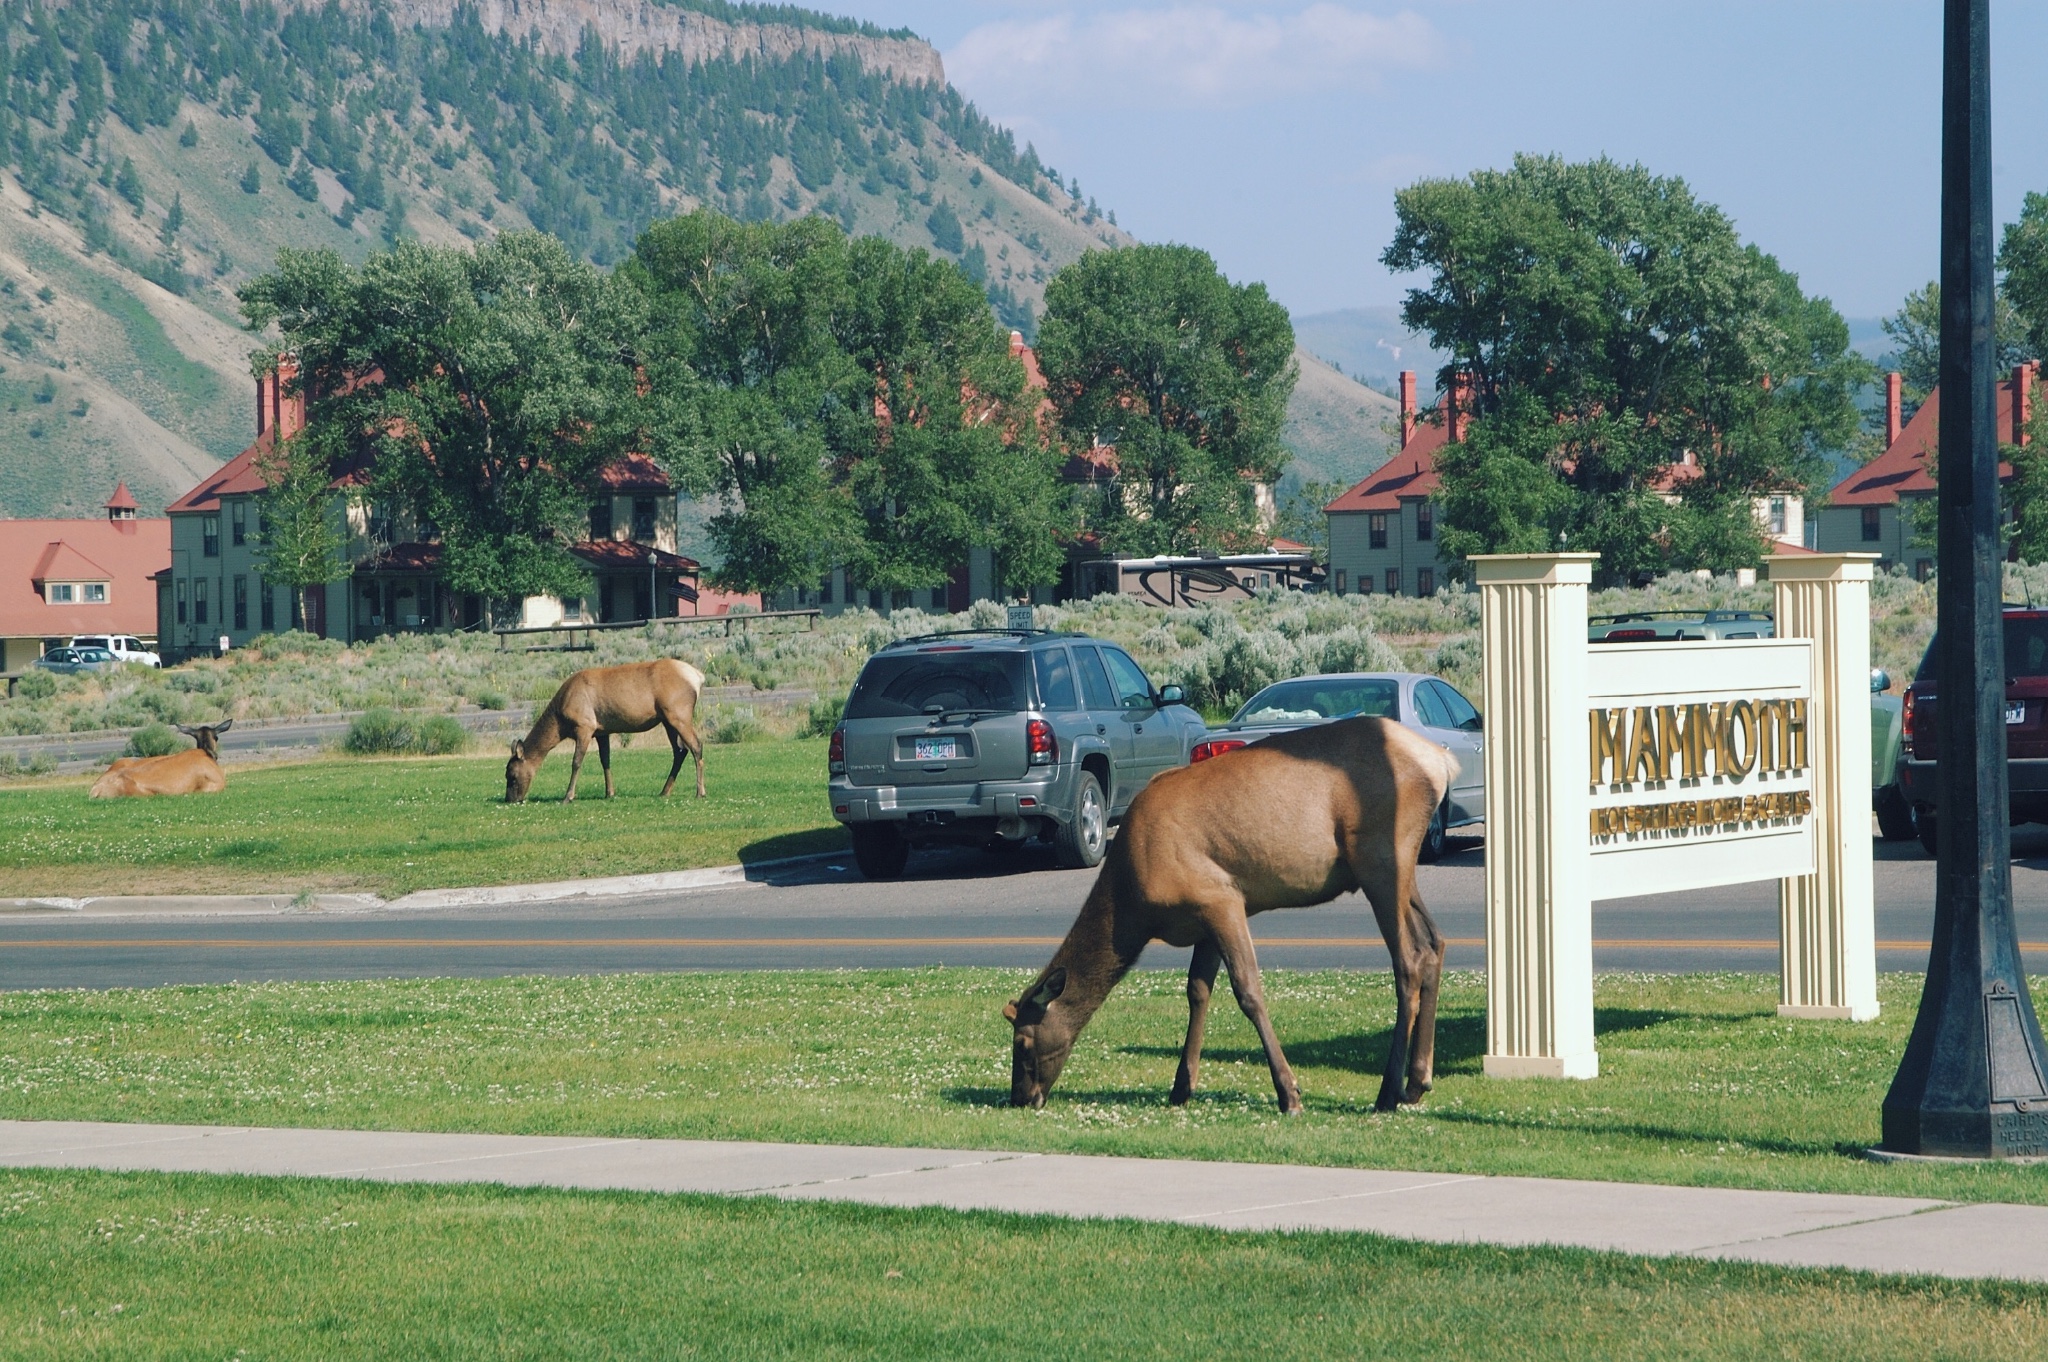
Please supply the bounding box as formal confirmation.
[313,0,946,82]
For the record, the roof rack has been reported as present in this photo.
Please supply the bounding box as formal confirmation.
[880,628,1069,648]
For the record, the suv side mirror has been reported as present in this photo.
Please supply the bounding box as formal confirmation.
[1156,684,1186,707]
[1871,668,1891,693]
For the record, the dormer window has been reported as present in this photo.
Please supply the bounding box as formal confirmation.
[589,499,614,540]
[43,581,106,604]
[46,583,72,603]
[631,497,656,543]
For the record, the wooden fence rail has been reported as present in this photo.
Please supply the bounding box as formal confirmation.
[493,608,822,651]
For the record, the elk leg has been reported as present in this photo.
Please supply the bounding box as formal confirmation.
[1170,938,1223,1105]
[1211,920,1302,1115]
[657,720,691,798]
[564,735,590,802]
[596,732,615,799]
[1404,893,1448,1103]
[1356,860,1428,1110]
[673,715,706,797]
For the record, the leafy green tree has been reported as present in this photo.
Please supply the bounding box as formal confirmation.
[1999,193,2048,363]
[1036,244,1297,555]
[1383,154,1867,584]
[239,232,647,619]
[1274,477,1343,564]
[630,210,1062,596]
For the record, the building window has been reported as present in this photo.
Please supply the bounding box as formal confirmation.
[233,576,248,631]
[1358,573,1373,595]
[194,578,209,625]
[47,583,74,603]
[260,581,275,631]
[176,579,188,624]
[632,497,657,543]
[1418,568,1435,597]
[232,500,247,546]
[1369,513,1388,549]
[589,499,614,540]
[1915,558,1933,582]
[1416,502,1434,542]
[819,575,834,605]
[1768,496,1787,536]
[1333,569,1347,594]
[83,583,106,603]
[202,516,220,557]
[1386,568,1401,597]
[1862,506,1881,542]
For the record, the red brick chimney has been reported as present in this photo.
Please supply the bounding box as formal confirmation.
[2016,363,2035,447]
[1449,371,1471,443]
[1399,370,1416,446]
[1884,371,1902,448]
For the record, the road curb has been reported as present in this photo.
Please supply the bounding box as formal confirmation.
[0,851,844,919]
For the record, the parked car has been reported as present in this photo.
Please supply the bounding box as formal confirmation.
[1192,671,1483,861]
[827,629,1210,879]
[68,634,159,667]
[32,646,119,675]
[1589,609,1774,642]
[1898,607,2048,856]
[1871,670,1914,841]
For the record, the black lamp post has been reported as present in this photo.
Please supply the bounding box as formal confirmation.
[1881,0,2048,1157]
[647,550,659,623]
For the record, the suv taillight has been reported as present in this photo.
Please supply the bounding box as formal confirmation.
[1191,738,1248,763]
[828,726,845,773]
[1903,690,1918,742]
[1027,718,1057,765]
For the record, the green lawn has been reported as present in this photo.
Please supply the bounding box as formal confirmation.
[4,1168,2042,1361]
[0,738,843,897]
[10,969,2048,1207]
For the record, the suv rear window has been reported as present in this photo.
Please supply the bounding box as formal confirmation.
[1916,616,2048,681]
[847,650,1031,719]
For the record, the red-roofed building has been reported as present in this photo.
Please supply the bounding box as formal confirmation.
[1815,366,2033,578]
[1,483,169,670]
[159,368,747,658]
[1323,371,1460,597]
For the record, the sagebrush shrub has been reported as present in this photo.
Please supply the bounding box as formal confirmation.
[123,722,184,758]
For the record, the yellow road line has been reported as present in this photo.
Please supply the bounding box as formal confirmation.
[0,935,2026,951]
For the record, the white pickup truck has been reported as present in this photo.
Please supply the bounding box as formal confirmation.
[67,634,160,668]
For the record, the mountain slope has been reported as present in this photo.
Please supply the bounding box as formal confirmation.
[0,0,1385,522]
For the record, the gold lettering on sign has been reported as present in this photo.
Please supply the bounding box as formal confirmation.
[1588,696,1809,785]
[1588,789,1813,840]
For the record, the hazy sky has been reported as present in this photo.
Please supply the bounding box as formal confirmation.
[824,1,2048,321]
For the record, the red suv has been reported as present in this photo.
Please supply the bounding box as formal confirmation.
[1899,607,2048,855]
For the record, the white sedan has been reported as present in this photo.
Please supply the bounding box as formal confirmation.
[1192,671,1483,861]
[68,634,160,667]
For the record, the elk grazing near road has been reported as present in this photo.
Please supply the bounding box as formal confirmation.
[1005,716,1457,1115]
[89,721,234,798]
[506,659,707,804]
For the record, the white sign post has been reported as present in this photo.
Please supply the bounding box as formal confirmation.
[1475,552,1878,1082]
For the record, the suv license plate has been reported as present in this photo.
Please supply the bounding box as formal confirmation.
[914,737,959,761]
[2009,701,2028,726]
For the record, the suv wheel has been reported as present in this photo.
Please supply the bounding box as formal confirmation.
[1054,772,1107,870]
[1913,806,1938,859]
[851,824,910,880]
[1419,798,1448,864]
[1875,784,1916,842]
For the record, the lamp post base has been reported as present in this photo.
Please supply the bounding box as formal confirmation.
[1881,1105,2048,1159]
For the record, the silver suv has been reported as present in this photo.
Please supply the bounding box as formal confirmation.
[827,629,1209,879]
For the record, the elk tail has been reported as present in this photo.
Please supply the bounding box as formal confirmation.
[1435,743,1460,806]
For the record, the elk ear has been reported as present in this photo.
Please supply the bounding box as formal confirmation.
[508,741,522,759]
[1028,968,1067,1008]
[213,718,232,735]
[1002,1002,1019,1022]
[175,724,198,738]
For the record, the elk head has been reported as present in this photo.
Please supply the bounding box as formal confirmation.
[1004,966,1071,1108]
[505,740,536,804]
[176,719,232,758]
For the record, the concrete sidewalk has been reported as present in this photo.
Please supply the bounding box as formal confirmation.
[3,1118,2040,1283]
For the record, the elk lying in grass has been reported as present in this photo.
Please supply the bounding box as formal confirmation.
[89,721,233,798]
[506,659,707,803]
[1005,716,1456,1115]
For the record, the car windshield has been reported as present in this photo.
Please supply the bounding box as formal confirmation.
[846,650,1031,720]
[1233,677,1401,725]
[1917,617,2048,681]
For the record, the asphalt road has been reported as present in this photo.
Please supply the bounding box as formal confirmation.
[9,830,2048,991]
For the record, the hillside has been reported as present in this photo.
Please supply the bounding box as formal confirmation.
[1292,304,1447,398]
[0,0,1387,522]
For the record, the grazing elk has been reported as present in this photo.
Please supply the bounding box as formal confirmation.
[1005,716,1457,1115]
[505,659,707,804]
[89,721,234,798]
